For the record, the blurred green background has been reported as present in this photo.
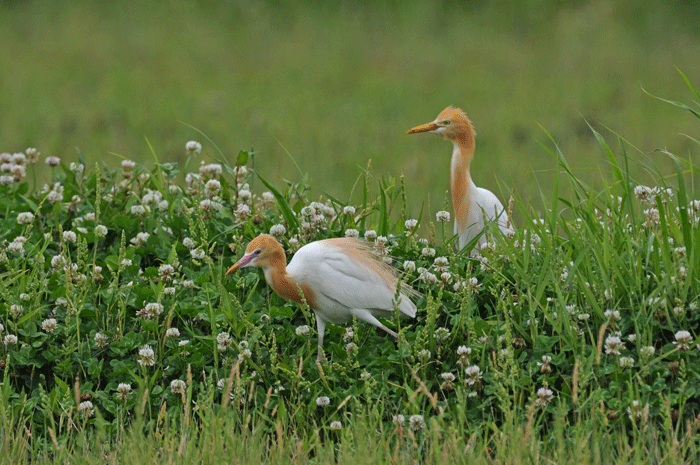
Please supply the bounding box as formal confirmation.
[1,0,699,218]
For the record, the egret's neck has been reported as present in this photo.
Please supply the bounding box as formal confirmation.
[451,136,476,232]
[262,256,315,307]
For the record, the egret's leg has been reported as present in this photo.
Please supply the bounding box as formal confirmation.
[351,309,397,338]
[314,313,327,361]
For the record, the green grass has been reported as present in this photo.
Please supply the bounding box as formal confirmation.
[1,76,700,463]
[1,0,700,223]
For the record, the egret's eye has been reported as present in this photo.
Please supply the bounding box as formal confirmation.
[253,248,262,255]
[441,120,452,126]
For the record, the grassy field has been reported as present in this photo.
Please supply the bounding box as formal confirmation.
[1,76,699,462]
[1,0,700,221]
[2,1,700,463]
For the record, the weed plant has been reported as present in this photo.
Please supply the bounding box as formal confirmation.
[0,79,699,464]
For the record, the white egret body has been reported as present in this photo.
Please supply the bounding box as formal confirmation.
[407,106,510,250]
[226,234,417,359]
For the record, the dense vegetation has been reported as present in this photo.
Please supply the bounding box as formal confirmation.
[1,76,699,464]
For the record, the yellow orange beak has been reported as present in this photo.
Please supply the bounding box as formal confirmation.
[225,253,255,276]
[406,121,440,134]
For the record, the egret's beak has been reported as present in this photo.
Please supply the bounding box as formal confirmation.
[406,121,440,134]
[225,253,255,276]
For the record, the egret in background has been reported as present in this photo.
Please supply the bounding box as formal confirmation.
[226,234,417,360]
[407,106,511,250]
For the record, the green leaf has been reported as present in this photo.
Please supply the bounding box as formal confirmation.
[236,150,249,167]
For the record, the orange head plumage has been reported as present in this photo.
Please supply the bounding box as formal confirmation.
[406,106,476,143]
[225,234,285,275]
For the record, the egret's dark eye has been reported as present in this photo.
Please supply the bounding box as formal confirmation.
[253,248,262,255]
[441,120,451,126]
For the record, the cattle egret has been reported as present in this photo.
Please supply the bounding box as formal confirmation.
[226,234,418,360]
[407,106,510,250]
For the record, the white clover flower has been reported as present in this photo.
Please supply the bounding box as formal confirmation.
[674,331,693,351]
[419,271,437,285]
[643,208,660,227]
[121,258,133,267]
[185,141,202,156]
[296,325,310,336]
[7,240,24,254]
[158,263,175,280]
[0,323,4,333]
[204,179,221,194]
[535,387,554,407]
[418,349,431,361]
[329,421,343,430]
[78,401,94,416]
[640,346,655,358]
[10,304,23,318]
[464,365,482,386]
[62,231,77,244]
[402,260,415,273]
[170,379,186,395]
[121,160,136,171]
[4,334,18,345]
[234,204,250,220]
[163,287,176,295]
[441,372,456,383]
[436,210,450,222]
[404,219,418,231]
[45,156,61,167]
[138,345,156,366]
[342,205,356,215]
[17,212,34,224]
[344,229,359,238]
[634,185,653,202]
[94,224,108,237]
[183,280,195,289]
[270,224,286,237]
[131,205,148,216]
[604,335,624,355]
[191,248,206,260]
[69,162,84,174]
[117,383,132,401]
[42,318,58,333]
[301,206,316,219]
[143,303,164,318]
[421,247,435,257]
[179,340,189,347]
[182,237,196,249]
[262,191,275,202]
[364,230,377,241]
[457,345,471,357]
[409,414,425,431]
[316,396,330,407]
[360,371,371,381]
[130,232,150,248]
[392,414,405,426]
[468,277,481,294]
[434,327,450,342]
[216,332,232,352]
[619,356,635,369]
[166,328,180,338]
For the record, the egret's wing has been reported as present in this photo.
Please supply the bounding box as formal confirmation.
[288,242,415,316]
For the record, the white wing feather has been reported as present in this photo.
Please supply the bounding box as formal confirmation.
[287,242,415,323]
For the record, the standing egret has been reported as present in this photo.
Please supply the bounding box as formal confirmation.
[407,106,510,250]
[226,234,417,360]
